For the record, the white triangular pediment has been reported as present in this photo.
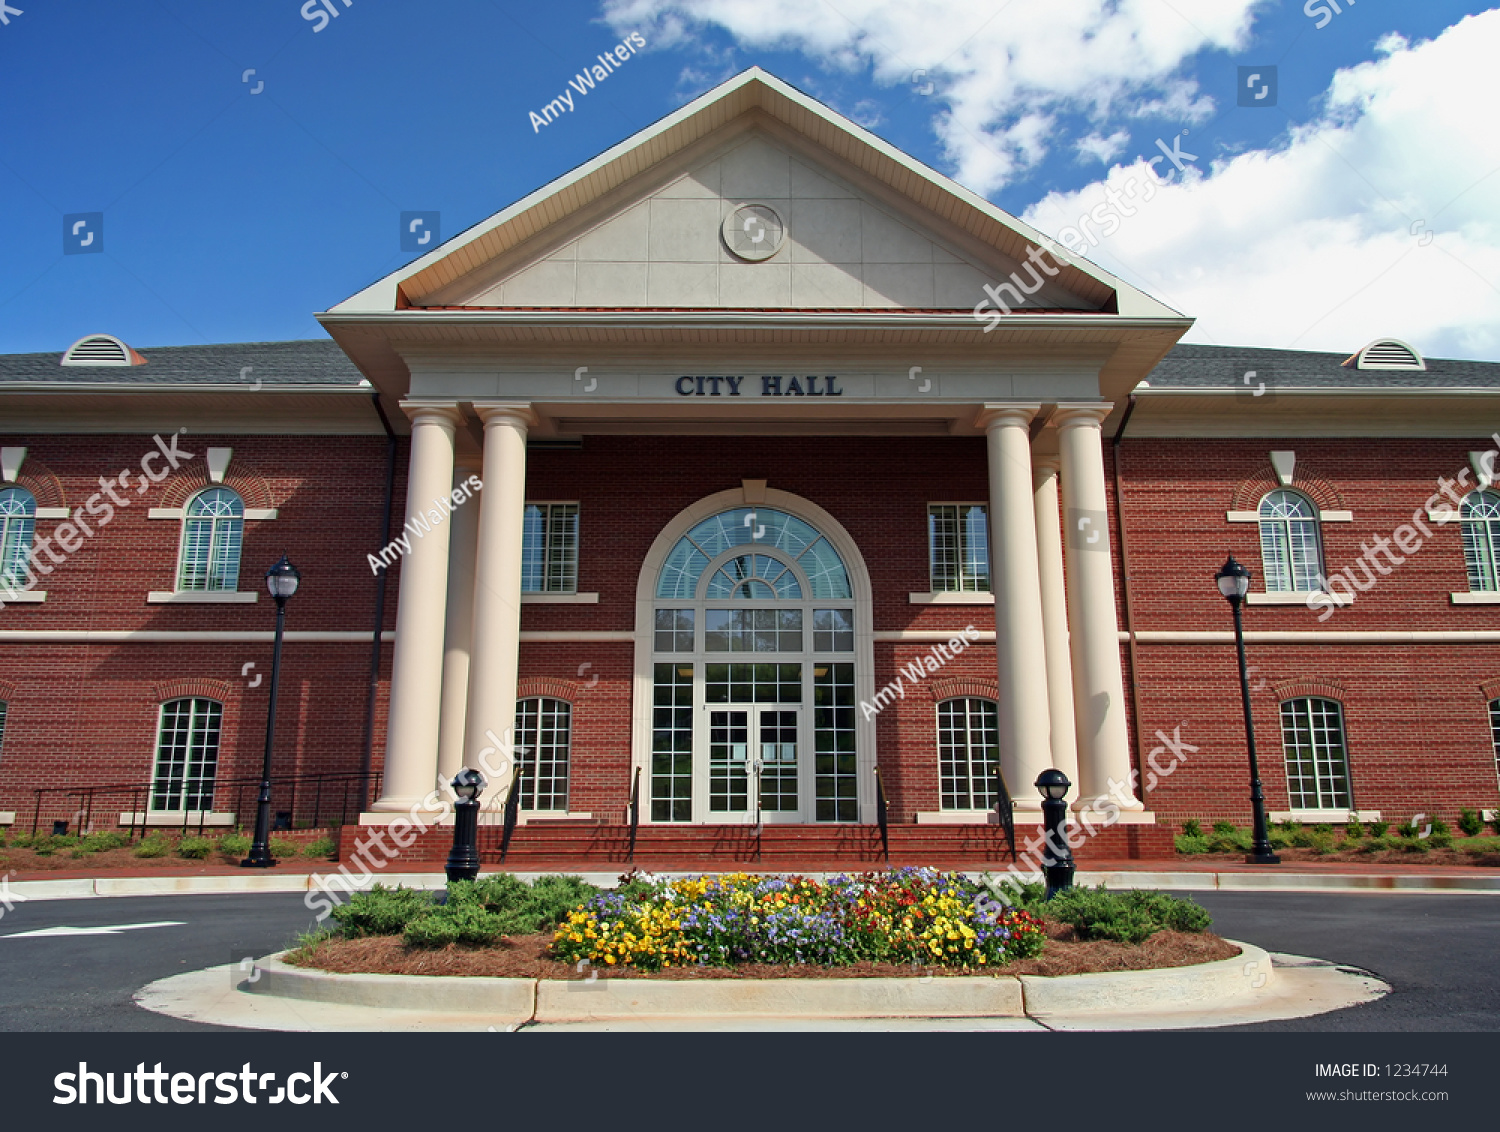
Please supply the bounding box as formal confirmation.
[442,131,1094,312]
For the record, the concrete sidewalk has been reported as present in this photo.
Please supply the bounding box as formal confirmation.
[7,860,1500,900]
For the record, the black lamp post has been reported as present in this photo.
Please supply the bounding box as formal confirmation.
[1035,769,1074,897]
[1215,554,1280,865]
[446,768,486,882]
[242,555,300,869]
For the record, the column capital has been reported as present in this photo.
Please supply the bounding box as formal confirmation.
[1032,452,1061,476]
[975,403,1041,432]
[400,400,464,429]
[473,401,539,430]
[1051,403,1115,430]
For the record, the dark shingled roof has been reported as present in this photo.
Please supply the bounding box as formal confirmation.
[1142,343,1500,390]
[0,339,365,386]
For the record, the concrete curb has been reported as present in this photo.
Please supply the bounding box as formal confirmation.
[240,945,1266,1022]
[11,869,1500,902]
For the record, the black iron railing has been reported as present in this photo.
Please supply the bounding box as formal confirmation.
[28,771,381,838]
[873,765,890,864]
[992,771,1017,861]
[627,766,642,863]
[498,768,525,862]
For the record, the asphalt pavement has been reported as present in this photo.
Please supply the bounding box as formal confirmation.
[0,890,1494,1031]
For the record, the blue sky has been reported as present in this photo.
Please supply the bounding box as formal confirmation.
[2,0,1497,359]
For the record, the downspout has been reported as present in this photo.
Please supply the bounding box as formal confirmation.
[1110,394,1146,794]
[359,392,399,813]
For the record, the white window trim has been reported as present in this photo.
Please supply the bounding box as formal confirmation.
[1,590,46,603]
[149,507,278,520]
[1246,591,1353,606]
[522,500,581,595]
[1452,592,1500,604]
[148,591,259,604]
[909,591,994,604]
[34,507,70,520]
[522,592,598,604]
[915,810,1002,825]
[0,811,14,826]
[927,501,991,596]
[1228,509,1352,523]
[117,811,236,827]
[1269,809,1382,823]
[517,811,593,823]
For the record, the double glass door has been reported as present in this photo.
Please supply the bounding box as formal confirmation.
[706,706,803,823]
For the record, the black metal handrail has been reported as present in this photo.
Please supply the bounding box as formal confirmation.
[29,771,381,838]
[498,768,525,862]
[992,771,1017,861]
[627,766,642,863]
[873,765,890,865]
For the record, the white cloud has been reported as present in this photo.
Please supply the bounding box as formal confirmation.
[602,0,1263,193]
[1021,13,1500,360]
[1076,129,1131,164]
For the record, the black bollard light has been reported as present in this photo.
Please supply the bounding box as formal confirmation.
[445,768,486,882]
[242,555,300,869]
[1035,769,1075,898]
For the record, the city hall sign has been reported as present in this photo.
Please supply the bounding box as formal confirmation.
[674,375,845,397]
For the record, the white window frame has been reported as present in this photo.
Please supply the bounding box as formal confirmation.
[175,487,245,593]
[513,696,572,813]
[0,485,39,597]
[1461,490,1500,593]
[1258,489,1325,593]
[936,696,1005,812]
[1279,696,1354,812]
[150,697,223,813]
[521,501,580,594]
[927,502,991,595]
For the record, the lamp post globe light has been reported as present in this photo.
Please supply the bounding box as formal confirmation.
[1214,554,1280,865]
[446,768,487,882]
[242,555,301,869]
[1034,769,1074,897]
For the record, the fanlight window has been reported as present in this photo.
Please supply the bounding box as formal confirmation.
[1461,490,1500,592]
[178,488,244,592]
[657,508,850,600]
[0,486,37,590]
[1258,489,1323,593]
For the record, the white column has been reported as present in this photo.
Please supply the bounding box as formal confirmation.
[1054,403,1141,810]
[978,405,1052,812]
[1033,452,1080,795]
[373,402,462,812]
[435,460,482,785]
[462,403,535,795]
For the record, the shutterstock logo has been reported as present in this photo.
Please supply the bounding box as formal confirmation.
[54,1063,345,1105]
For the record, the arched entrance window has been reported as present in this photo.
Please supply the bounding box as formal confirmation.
[642,501,869,825]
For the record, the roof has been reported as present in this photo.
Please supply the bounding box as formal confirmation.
[1142,343,1500,390]
[0,339,366,387]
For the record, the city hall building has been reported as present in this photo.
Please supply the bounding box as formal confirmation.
[3,68,1499,866]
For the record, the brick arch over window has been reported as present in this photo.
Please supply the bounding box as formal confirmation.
[157,462,274,511]
[1479,678,1500,702]
[1230,461,1344,512]
[0,677,17,701]
[1271,678,1348,703]
[152,678,233,703]
[3,459,66,510]
[516,677,584,702]
[924,677,1000,702]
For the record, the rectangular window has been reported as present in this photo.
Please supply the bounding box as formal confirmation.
[521,503,579,593]
[514,698,570,811]
[814,663,857,821]
[704,663,802,704]
[151,699,222,812]
[938,698,1002,810]
[704,609,802,652]
[653,609,695,652]
[928,504,990,592]
[650,663,693,822]
[812,609,854,652]
[1280,698,1353,810]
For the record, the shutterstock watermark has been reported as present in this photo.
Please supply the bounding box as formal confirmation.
[54,1062,344,1105]
[367,473,481,576]
[1307,441,1499,621]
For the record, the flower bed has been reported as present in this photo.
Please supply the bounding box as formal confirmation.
[549,868,1045,971]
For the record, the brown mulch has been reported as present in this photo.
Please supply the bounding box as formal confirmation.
[1185,846,1500,868]
[285,920,1240,981]
[0,844,334,874]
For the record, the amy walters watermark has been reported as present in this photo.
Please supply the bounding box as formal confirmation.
[1,432,196,608]
[973,725,1195,907]
[304,725,527,920]
[530,32,646,133]
[1307,440,1500,621]
[860,625,983,720]
[367,473,482,576]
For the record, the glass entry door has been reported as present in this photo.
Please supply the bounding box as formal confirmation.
[706,706,803,822]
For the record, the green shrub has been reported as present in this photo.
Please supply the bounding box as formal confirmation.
[1459,809,1484,837]
[1401,837,1431,854]
[1430,818,1450,838]
[1268,829,1292,850]
[1207,823,1251,853]
[1429,831,1453,850]
[980,875,1046,913]
[331,885,436,937]
[301,836,336,858]
[1344,819,1364,841]
[1490,812,1500,836]
[1276,819,1301,834]
[1211,820,1237,836]
[176,836,214,860]
[1289,827,1320,849]
[133,833,173,858]
[1175,833,1211,855]
[79,831,129,853]
[270,837,299,859]
[1368,819,1389,838]
[403,902,519,948]
[1045,886,1212,944]
[218,833,251,856]
[1181,819,1202,838]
